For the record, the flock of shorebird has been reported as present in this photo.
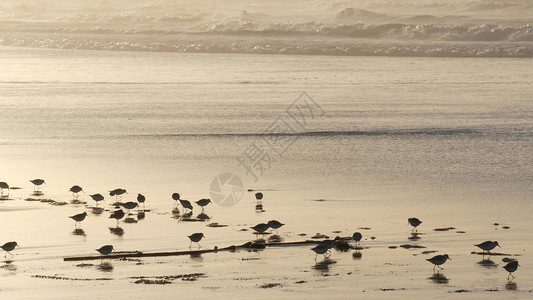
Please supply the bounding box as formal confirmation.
[309,217,520,280]
[0,181,521,281]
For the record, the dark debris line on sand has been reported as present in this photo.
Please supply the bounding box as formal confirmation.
[63,238,355,261]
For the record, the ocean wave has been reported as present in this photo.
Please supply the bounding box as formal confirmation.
[1,0,532,58]
[1,34,531,58]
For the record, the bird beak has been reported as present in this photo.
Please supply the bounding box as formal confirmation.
[448,258,452,260]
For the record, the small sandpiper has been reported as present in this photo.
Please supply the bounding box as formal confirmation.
[69,212,88,227]
[503,260,519,280]
[171,193,181,206]
[96,245,114,256]
[251,223,270,234]
[195,198,211,212]
[408,217,422,231]
[90,193,105,206]
[109,209,125,225]
[0,181,9,196]
[267,220,284,233]
[188,233,205,247]
[311,244,331,260]
[179,199,193,212]
[352,232,363,246]
[427,254,451,271]
[137,193,146,209]
[475,241,500,256]
[109,188,127,200]
[69,185,84,199]
[1,241,19,259]
[30,179,45,191]
[122,201,138,214]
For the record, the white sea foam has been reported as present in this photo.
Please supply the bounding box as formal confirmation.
[1,0,532,57]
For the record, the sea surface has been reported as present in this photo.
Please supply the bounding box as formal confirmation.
[0,0,532,298]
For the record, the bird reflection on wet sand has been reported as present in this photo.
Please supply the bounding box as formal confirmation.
[2,261,17,271]
[109,227,124,237]
[352,250,362,260]
[477,259,497,268]
[408,232,423,241]
[91,207,104,215]
[97,261,113,272]
[267,234,283,243]
[197,213,210,220]
[72,228,86,236]
[505,281,517,291]
[313,258,336,272]
[428,272,449,284]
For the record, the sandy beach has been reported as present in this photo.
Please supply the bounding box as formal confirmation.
[0,182,531,299]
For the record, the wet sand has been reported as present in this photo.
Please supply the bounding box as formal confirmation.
[1,186,532,299]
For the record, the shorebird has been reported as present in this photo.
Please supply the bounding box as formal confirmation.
[89,193,105,206]
[0,181,9,196]
[1,241,19,259]
[109,188,127,200]
[267,220,284,233]
[30,179,45,191]
[352,232,363,246]
[188,233,205,247]
[427,254,451,271]
[311,244,331,261]
[171,193,181,206]
[96,245,114,257]
[408,217,422,231]
[255,192,263,202]
[179,199,193,212]
[137,193,146,209]
[475,241,500,256]
[503,261,519,280]
[251,223,270,234]
[69,212,88,227]
[195,198,211,212]
[122,201,138,214]
[69,185,84,199]
[109,209,125,225]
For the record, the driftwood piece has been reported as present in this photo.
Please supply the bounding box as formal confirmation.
[63,239,343,262]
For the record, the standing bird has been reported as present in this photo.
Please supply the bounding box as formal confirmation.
[475,241,500,256]
[171,193,181,206]
[311,244,331,261]
[109,209,125,226]
[109,188,127,200]
[96,245,114,257]
[1,241,19,259]
[255,192,263,201]
[408,217,423,231]
[267,220,284,233]
[30,179,46,191]
[69,185,84,199]
[89,193,105,206]
[122,202,138,214]
[251,223,270,234]
[0,181,9,196]
[69,212,88,227]
[352,232,363,246]
[427,254,451,271]
[137,193,146,210]
[195,198,211,212]
[503,261,520,280]
[188,233,205,247]
[179,199,193,212]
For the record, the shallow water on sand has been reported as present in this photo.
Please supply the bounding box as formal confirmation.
[0,47,532,298]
